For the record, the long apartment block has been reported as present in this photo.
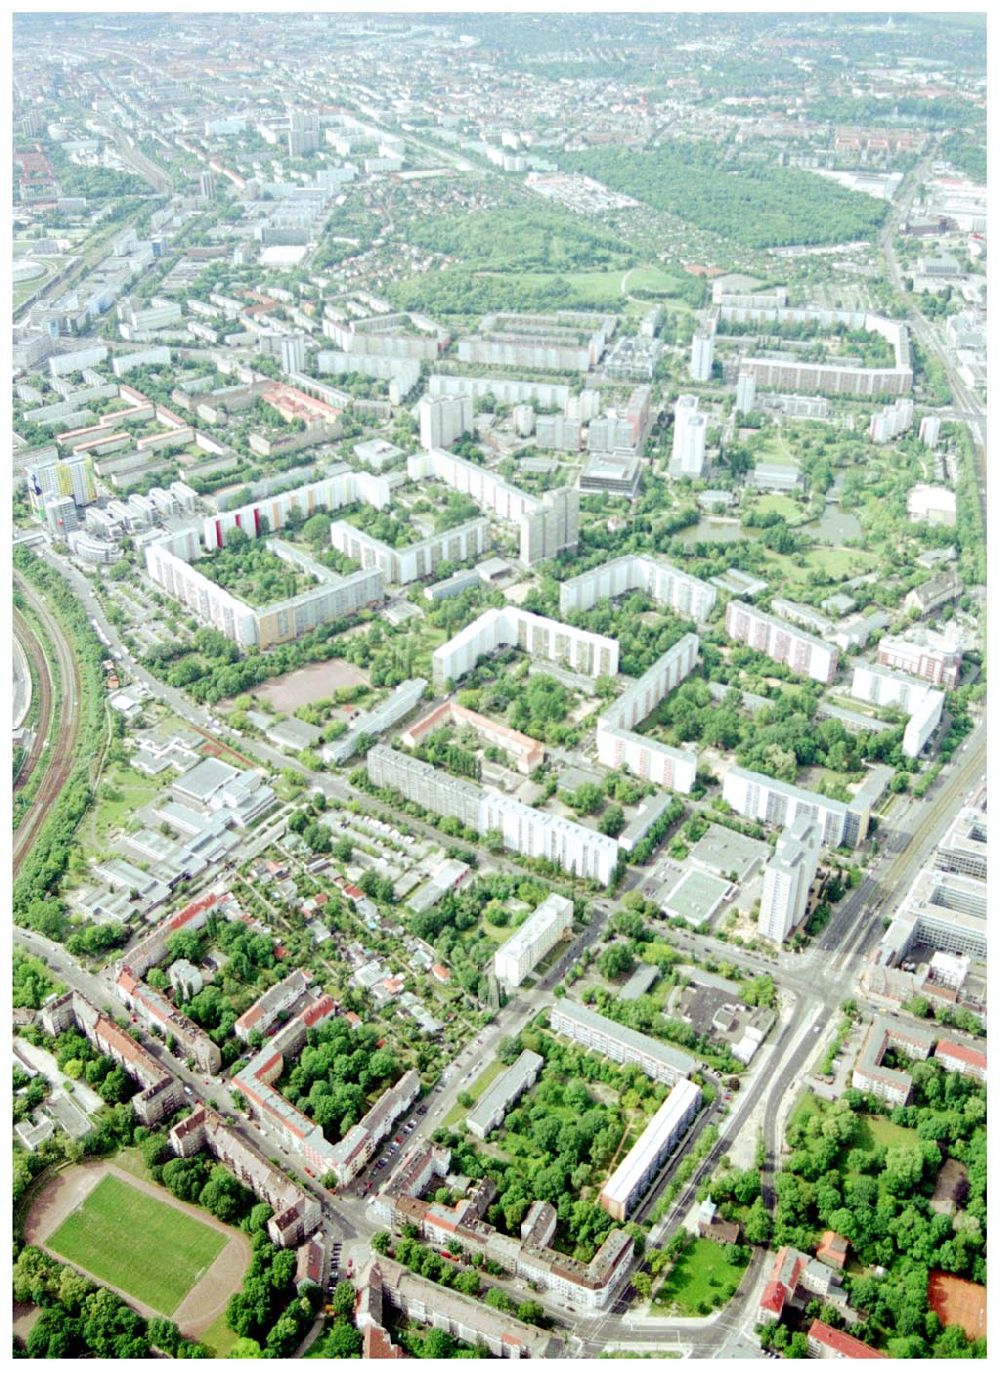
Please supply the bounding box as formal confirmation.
[599,1077,701,1220]
[549,1000,695,1084]
[329,515,488,585]
[366,745,620,885]
[725,600,838,684]
[559,554,717,623]
[202,466,393,550]
[722,766,861,848]
[596,634,700,793]
[493,893,574,987]
[431,606,619,692]
[145,532,382,648]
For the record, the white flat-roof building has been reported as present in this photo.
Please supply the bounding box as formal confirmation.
[549,1001,695,1084]
[758,813,822,944]
[599,1078,701,1220]
[596,634,700,794]
[466,1050,543,1139]
[559,554,716,624]
[725,600,838,685]
[493,894,574,987]
[432,606,618,692]
[723,766,858,848]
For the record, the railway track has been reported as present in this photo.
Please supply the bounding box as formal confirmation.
[12,608,53,796]
[13,575,83,876]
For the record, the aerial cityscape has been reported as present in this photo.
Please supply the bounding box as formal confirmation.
[11,7,987,1361]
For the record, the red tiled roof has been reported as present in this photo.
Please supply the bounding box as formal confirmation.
[935,1040,986,1069]
[808,1320,887,1359]
[760,1280,786,1315]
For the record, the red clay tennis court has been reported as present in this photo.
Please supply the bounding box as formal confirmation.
[927,1271,987,1340]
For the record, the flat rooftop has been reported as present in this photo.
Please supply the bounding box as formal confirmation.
[661,868,730,926]
[688,824,770,882]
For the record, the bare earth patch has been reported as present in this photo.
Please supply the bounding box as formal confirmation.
[23,1161,250,1341]
[247,658,370,711]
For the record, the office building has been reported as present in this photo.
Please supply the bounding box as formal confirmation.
[519,486,580,565]
[879,867,986,965]
[758,813,822,944]
[596,635,700,794]
[690,327,715,382]
[877,629,962,688]
[493,894,574,987]
[431,606,618,692]
[560,554,716,624]
[419,393,473,450]
[725,600,838,685]
[549,1001,695,1084]
[723,766,854,849]
[599,1079,701,1220]
[330,516,488,586]
[735,371,757,414]
[466,1050,544,1139]
[936,808,987,881]
[579,450,642,499]
[669,394,707,478]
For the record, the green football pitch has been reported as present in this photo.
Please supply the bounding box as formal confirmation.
[46,1173,227,1314]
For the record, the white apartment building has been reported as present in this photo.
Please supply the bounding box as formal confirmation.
[549,1001,695,1084]
[559,554,717,624]
[519,487,580,566]
[599,1078,701,1220]
[431,606,619,692]
[24,452,97,508]
[735,371,757,414]
[690,327,715,382]
[419,393,473,450]
[465,1050,544,1140]
[330,516,489,586]
[535,413,583,452]
[724,600,838,684]
[202,469,392,550]
[919,415,941,448]
[596,635,700,794]
[723,766,852,848]
[409,447,537,523]
[850,662,945,758]
[49,344,109,378]
[670,394,707,478]
[493,894,574,986]
[366,747,620,885]
[758,813,822,944]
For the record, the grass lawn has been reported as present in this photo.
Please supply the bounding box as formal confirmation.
[754,432,800,468]
[46,1174,227,1315]
[787,1088,825,1135]
[856,1114,920,1151]
[653,1238,748,1316]
[200,1309,241,1357]
[78,764,167,851]
[748,493,802,520]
